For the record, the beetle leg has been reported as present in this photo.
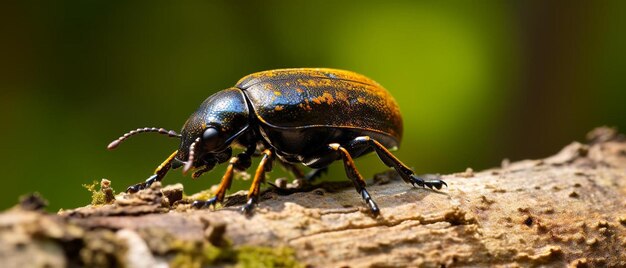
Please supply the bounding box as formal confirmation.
[192,152,253,209]
[349,136,447,190]
[329,143,380,216]
[192,158,235,209]
[126,150,178,193]
[241,149,273,215]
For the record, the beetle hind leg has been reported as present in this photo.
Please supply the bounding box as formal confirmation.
[348,136,447,190]
[329,143,380,216]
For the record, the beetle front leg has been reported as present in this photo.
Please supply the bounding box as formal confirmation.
[348,136,447,190]
[329,143,380,216]
[126,150,178,193]
[192,153,251,209]
[241,149,273,215]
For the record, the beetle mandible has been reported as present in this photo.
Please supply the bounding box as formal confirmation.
[107,68,446,215]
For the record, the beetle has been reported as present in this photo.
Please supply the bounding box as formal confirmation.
[107,68,446,215]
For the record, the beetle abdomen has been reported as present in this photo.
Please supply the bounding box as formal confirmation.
[236,68,403,147]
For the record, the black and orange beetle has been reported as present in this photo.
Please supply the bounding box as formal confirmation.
[107,68,446,215]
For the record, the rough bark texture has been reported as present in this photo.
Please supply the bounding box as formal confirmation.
[1,127,625,267]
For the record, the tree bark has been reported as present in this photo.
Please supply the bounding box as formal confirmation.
[1,127,625,267]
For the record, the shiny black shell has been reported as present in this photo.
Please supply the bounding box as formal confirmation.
[235,68,403,164]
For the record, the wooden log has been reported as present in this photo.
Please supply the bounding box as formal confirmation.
[1,127,625,267]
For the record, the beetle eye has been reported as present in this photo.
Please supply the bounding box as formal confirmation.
[202,127,220,150]
[202,127,219,140]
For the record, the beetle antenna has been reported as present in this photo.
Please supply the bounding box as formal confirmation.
[182,137,201,175]
[107,127,181,150]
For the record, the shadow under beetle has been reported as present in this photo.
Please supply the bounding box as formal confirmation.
[107,68,446,216]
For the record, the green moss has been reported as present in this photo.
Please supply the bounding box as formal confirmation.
[166,238,302,268]
[235,246,303,268]
[170,254,201,268]
[168,240,204,268]
[82,180,115,206]
[186,189,214,201]
[168,239,235,268]
[82,181,106,206]
[82,181,98,193]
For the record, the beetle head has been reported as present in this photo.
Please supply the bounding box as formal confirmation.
[175,88,250,174]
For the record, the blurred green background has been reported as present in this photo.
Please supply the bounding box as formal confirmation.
[1,1,625,211]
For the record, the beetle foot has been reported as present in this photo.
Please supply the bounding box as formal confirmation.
[126,184,143,193]
[409,175,447,190]
[360,188,380,217]
[191,197,219,209]
[126,174,159,193]
[241,196,257,216]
